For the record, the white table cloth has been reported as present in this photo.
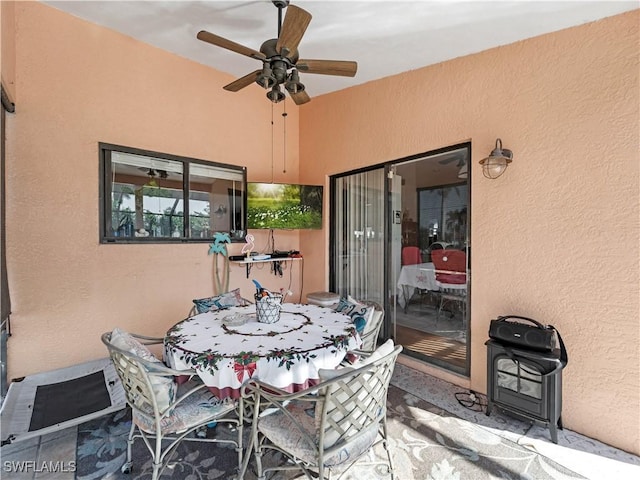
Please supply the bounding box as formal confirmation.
[164,304,361,399]
[397,262,439,308]
[396,262,465,309]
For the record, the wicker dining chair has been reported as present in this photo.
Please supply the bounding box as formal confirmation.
[101,330,243,480]
[431,249,467,321]
[241,341,402,480]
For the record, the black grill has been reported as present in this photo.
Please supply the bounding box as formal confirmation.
[485,339,564,443]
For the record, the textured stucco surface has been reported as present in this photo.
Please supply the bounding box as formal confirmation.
[4,1,639,456]
[5,2,303,379]
[300,10,639,454]
[1,1,16,100]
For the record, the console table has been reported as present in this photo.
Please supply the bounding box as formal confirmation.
[232,256,302,278]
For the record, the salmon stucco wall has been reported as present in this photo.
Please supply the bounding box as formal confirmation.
[1,0,17,101]
[5,2,306,380]
[5,1,639,457]
[300,11,639,455]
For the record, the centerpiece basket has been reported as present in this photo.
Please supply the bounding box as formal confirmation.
[254,292,283,324]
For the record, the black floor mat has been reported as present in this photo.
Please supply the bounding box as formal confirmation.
[29,370,112,431]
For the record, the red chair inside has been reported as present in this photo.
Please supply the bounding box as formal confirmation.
[431,249,467,284]
[401,246,422,265]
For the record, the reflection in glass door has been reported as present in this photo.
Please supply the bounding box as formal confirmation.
[330,168,385,306]
[389,144,470,375]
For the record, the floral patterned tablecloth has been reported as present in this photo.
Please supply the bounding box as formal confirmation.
[164,303,361,399]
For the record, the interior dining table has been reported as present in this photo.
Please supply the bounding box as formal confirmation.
[396,262,440,311]
[397,262,468,310]
[163,303,361,400]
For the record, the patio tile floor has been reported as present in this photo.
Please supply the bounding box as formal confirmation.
[1,364,638,480]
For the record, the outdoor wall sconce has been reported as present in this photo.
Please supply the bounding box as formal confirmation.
[479,138,513,179]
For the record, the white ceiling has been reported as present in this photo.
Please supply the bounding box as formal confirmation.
[43,0,637,100]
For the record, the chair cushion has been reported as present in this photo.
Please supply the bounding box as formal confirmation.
[258,400,379,468]
[352,339,395,367]
[317,339,394,384]
[134,387,235,435]
[110,328,176,413]
[110,327,157,361]
[192,288,244,314]
[334,296,374,334]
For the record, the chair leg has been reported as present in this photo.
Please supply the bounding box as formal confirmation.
[382,420,395,479]
[234,418,244,478]
[151,462,161,480]
[254,432,266,480]
[402,286,409,313]
[121,420,135,474]
[152,429,163,480]
[436,293,444,323]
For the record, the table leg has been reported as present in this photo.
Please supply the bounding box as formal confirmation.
[236,434,254,480]
[235,394,256,479]
[401,285,411,313]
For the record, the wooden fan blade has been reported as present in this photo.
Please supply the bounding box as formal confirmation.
[223,70,261,92]
[297,59,357,77]
[197,30,265,61]
[275,5,312,56]
[290,90,311,105]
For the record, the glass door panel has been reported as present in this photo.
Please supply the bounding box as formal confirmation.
[331,169,385,305]
[329,143,470,376]
[389,145,470,375]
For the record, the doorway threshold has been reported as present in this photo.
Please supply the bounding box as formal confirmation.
[398,353,470,390]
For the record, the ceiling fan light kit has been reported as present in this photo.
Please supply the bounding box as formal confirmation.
[197,0,357,105]
[285,69,304,94]
[257,65,276,89]
[267,85,286,103]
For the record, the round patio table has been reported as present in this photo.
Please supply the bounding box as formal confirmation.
[164,303,361,399]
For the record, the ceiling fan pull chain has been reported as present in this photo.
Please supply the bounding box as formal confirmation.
[271,102,275,183]
[282,102,287,174]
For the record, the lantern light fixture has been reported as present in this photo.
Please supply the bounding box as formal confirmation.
[479,138,513,179]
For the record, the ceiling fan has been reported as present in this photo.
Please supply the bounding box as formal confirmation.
[197,0,357,105]
[437,153,468,179]
[138,167,169,179]
[438,154,465,167]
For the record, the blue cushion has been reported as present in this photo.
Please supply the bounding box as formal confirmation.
[192,288,244,314]
[335,297,373,334]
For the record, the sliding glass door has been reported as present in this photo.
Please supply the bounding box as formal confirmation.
[330,168,385,306]
[330,143,471,376]
[389,145,470,375]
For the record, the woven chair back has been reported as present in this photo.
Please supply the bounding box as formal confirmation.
[318,345,402,453]
[102,333,166,418]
